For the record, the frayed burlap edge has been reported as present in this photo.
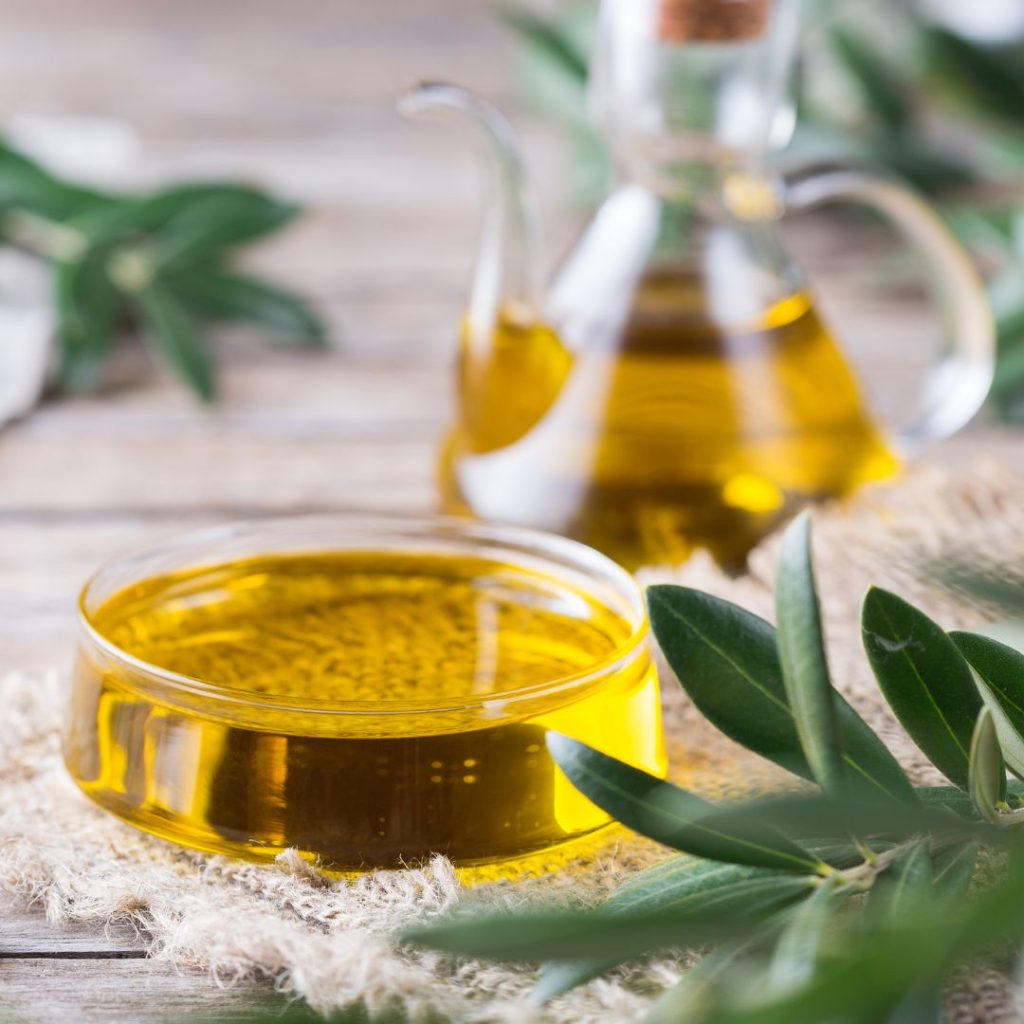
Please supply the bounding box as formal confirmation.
[3,460,1024,1022]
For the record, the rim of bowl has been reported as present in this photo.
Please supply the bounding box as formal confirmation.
[77,514,652,717]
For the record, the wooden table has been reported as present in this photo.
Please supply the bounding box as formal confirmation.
[0,1,1007,1019]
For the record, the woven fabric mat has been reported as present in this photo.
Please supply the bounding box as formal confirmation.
[2,462,1022,1022]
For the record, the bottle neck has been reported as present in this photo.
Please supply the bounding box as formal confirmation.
[591,0,799,195]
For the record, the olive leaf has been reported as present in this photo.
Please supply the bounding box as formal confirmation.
[534,852,842,1002]
[922,28,1024,125]
[775,513,846,796]
[403,886,812,964]
[670,792,991,850]
[170,267,326,344]
[830,25,911,133]
[0,137,322,401]
[135,286,216,402]
[646,586,915,803]
[931,842,979,905]
[695,851,1024,1024]
[867,841,933,922]
[642,944,751,1024]
[968,708,1005,823]
[546,734,827,873]
[533,858,792,1001]
[767,877,840,992]
[951,631,1024,778]
[502,7,588,85]
[53,250,121,393]
[862,588,982,790]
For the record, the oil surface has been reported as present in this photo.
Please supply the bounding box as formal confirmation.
[442,272,898,568]
[66,552,664,869]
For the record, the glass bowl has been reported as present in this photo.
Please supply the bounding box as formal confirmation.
[65,515,666,870]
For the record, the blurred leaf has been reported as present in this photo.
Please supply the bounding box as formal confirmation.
[642,943,753,1024]
[647,586,915,803]
[867,841,932,922]
[136,286,216,402]
[535,856,825,1002]
[883,989,945,1024]
[862,587,982,790]
[0,139,113,220]
[692,792,994,848]
[171,267,326,344]
[136,183,297,245]
[830,26,911,133]
[932,842,978,904]
[775,513,845,796]
[699,847,1024,1024]
[952,632,1024,779]
[868,136,976,193]
[150,190,300,269]
[53,251,121,393]
[502,6,588,85]
[913,781,1024,817]
[923,28,1024,125]
[768,877,840,991]
[546,734,827,873]
[403,875,814,964]
[968,707,1005,823]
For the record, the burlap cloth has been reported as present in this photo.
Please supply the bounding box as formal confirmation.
[2,462,1023,1022]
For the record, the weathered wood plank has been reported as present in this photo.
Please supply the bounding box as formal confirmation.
[0,911,145,958]
[0,957,310,1022]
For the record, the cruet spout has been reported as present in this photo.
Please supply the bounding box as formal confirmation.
[399,82,545,347]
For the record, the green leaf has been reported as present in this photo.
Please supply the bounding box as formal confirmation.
[923,29,1024,125]
[149,190,300,269]
[968,707,1004,823]
[830,26,911,133]
[692,793,994,849]
[931,842,978,905]
[546,734,827,874]
[53,252,122,393]
[702,846,1024,1024]
[866,136,975,194]
[135,286,216,402]
[883,989,945,1024]
[868,841,932,923]
[646,587,915,803]
[768,877,841,991]
[0,139,114,220]
[502,7,588,86]
[405,874,814,965]
[170,267,326,344]
[775,513,845,796]
[643,942,754,1024]
[862,588,982,790]
[136,183,297,246]
[951,632,1024,779]
[534,858,811,1002]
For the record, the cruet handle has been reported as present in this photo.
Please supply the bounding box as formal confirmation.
[784,167,995,453]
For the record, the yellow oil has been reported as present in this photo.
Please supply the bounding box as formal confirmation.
[442,273,898,569]
[66,551,664,870]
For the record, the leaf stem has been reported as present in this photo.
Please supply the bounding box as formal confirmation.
[1,208,87,261]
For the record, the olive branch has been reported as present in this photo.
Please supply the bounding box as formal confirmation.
[0,139,324,401]
[406,512,1024,1023]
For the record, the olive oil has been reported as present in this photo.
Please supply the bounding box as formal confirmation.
[442,273,898,569]
[66,551,664,869]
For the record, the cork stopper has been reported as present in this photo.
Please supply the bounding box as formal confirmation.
[658,0,771,42]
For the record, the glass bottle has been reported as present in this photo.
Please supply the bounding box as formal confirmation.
[403,0,993,570]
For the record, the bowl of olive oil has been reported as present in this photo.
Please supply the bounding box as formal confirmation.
[66,516,666,870]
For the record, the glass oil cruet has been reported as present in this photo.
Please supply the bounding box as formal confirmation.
[401,0,994,571]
